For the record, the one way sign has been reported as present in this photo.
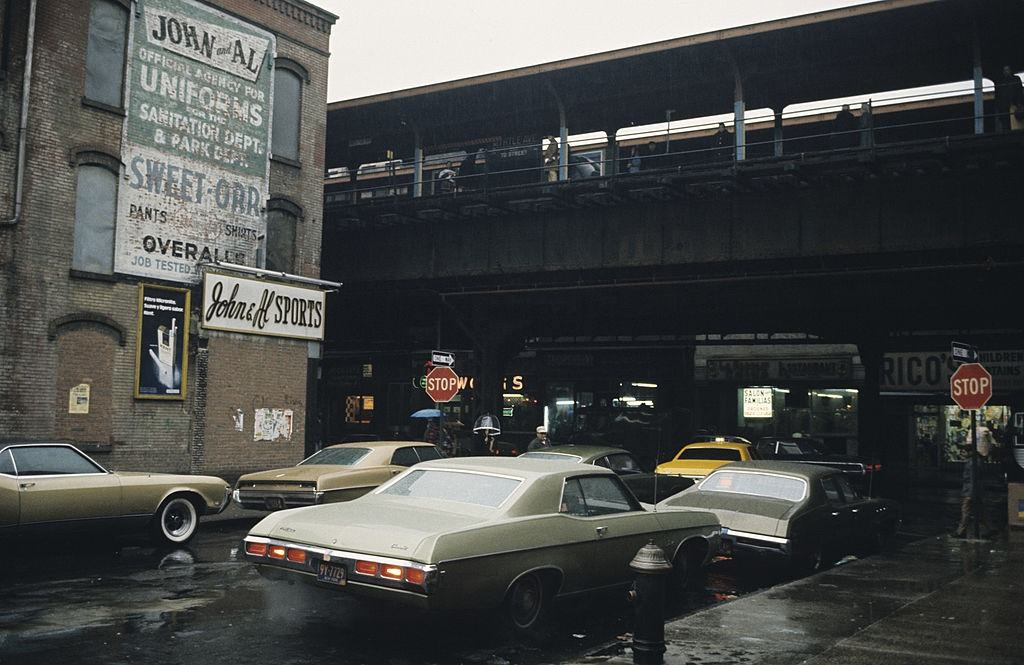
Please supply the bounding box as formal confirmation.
[431,350,455,366]
[951,342,978,364]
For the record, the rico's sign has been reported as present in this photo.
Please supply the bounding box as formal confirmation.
[116,0,274,283]
[201,273,325,341]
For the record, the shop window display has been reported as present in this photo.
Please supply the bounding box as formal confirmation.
[942,405,1008,464]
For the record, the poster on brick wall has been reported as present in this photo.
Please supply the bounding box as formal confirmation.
[116,0,275,283]
[134,284,191,399]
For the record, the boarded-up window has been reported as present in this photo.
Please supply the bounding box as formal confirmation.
[73,165,117,274]
[271,68,302,161]
[84,0,128,108]
[265,208,296,273]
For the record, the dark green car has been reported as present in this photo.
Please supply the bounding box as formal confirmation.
[658,461,900,572]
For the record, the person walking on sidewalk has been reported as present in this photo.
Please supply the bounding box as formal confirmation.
[955,444,992,538]
[527,425,551,451]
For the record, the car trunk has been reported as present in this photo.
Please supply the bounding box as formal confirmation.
[669,492,796,537]
[265,500,487,561]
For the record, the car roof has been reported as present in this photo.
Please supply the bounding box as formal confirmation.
[414,456,616,480]
[711,460,837,480]
[521,444,630,460]
[323,440,434,451]
[681,441,753,452]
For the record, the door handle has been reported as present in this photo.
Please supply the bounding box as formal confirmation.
[595,526,607,537]
[19,482,35,489]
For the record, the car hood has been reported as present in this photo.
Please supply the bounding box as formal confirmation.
[249,498,486,561]
[661,491,796,537]
[238,466,342,483]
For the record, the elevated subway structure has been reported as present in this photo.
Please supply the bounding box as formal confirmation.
[320,0,1024,491]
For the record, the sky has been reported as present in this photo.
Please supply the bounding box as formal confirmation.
[319,0,877,103]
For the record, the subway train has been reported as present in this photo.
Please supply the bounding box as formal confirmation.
[324,88,991,206]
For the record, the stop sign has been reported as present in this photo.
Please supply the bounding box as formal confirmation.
[425,366,460,402]
[950,363,993,410]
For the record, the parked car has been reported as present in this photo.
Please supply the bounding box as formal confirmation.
[658,461,900,572]
[233,441,444,511]
[519,445,694,503]
[754,437,882,491]
[0,442,230,544]
[242,457,720,630]
[655,440,760,480]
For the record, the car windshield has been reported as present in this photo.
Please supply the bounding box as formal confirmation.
[677,447,742,461]
[520,452,584,463]
[299,447,371,466]
[380,469,521,508]
[700,470,806,502]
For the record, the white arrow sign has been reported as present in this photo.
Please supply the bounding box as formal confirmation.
[431,350,455,366]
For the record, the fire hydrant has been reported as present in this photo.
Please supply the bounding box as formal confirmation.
[628,541,672,665]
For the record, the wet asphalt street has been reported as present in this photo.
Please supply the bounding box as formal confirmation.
[0,518,799,665]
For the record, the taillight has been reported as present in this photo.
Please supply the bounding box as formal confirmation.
[286,548,307,564]
[245,541,268,557]
[405,568,426,585]
[380,565,404,580]
[268,545,287,560]
[868,463,882,472]
[354,560,379,576]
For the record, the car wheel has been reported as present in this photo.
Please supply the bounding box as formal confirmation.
[795,541,826,575]
[505,572,548,632]
[668,543,705,595]
[152,496,198,545]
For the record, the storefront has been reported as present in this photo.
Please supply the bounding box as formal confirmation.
[881,349,1023,481]
[694,344,864,454]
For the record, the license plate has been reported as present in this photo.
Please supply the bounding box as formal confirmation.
[316,561,346,586]
[265,497,284,511]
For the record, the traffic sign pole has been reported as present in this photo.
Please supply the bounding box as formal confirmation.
[971,409,980,539]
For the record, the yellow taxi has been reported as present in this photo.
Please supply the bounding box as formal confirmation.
[655,438,759,480]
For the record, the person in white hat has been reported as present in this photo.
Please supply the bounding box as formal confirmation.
[527,425,552,451]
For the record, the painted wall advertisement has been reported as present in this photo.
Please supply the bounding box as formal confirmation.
[135,284,191,399]
[117,0,275,283]
[201,272,325,341]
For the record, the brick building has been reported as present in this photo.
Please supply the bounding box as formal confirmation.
[0,0,337,477]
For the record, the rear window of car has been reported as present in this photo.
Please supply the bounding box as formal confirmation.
[520,452,583,463]
[380,469,521,508]
[299,447,371,466]
[700,470,806,502]
[677,447,742,461]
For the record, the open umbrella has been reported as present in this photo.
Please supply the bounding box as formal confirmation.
[410,408,442,418]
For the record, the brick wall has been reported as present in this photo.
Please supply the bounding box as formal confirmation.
[0,0,336,477]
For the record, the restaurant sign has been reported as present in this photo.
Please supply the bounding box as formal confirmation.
[707,357,852,382]
[201,273,325,341]
[882,350,1024,391]
[116,0,275,283]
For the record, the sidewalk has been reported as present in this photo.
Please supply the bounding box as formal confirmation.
[576,530,1024,665]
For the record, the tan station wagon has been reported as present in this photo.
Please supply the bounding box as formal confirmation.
[0,443,231,544]
[232,441,444,511]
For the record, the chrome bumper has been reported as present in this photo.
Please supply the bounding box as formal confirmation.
[232,488,324,511]
[719,527,791,557]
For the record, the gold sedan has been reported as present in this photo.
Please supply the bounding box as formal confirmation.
[232,441,444,511]
[0,443,231,544]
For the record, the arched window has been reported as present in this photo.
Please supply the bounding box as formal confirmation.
[265,199,301,273]
[272,60,308,163]
[84,0,129,109]
[72,157,119,274]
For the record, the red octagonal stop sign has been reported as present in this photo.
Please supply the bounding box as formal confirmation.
[425,366,460,403]
[950,362,993,411]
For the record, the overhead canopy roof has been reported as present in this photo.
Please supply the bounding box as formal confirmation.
[326,0,1024,168]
